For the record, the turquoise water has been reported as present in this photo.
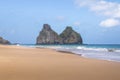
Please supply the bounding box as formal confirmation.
[21,44,120,62]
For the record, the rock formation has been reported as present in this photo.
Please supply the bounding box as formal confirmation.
[59,26,82,44]
[36,24,83,44]
[36,24,62,44]
[0,37,10,44]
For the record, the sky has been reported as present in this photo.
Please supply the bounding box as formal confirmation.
[0,0,120,44]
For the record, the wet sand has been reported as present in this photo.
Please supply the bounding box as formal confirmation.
[0,45,120,80]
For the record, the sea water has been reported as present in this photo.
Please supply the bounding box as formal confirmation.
[22,44,120,62]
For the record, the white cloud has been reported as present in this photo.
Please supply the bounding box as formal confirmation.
[75,0,97,7]
[100,18,120,27]
[73,21,81,26]
[9,29,16,34]
[75,0,120,27]
[75,0,120,18]
[56,16,65,21]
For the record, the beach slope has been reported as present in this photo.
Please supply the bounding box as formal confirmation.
[0,45,120,80]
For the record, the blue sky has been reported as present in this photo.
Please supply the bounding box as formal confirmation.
[0,0,120,44]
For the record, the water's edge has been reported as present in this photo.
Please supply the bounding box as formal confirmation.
[19,44,120,63]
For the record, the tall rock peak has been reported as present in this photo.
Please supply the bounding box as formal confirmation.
[36,24,62,44]
[43,24,51,30]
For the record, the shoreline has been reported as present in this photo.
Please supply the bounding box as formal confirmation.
[0,45,120,80]
[2,44,120,63]
[6,44,120,63]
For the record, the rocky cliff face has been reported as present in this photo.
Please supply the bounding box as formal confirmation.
[59,26,82,44]
[0,37,10,44]
[36,24,83,44]
[36,24,62,44]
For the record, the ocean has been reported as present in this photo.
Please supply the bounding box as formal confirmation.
[21,44,120,62]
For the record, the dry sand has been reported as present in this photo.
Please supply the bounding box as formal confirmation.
[0,45,120,80]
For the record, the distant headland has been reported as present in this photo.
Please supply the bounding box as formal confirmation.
[0,37,10,44]
[36,24,83,44]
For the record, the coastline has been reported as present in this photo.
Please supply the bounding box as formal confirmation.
[0,45,120,80]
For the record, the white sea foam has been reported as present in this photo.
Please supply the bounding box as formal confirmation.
[77,46,108,52]
[115,50,120,53]
[56,46,120,62]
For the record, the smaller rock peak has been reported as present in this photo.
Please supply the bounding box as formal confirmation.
[43,24,51,30]
[66,26,73,30]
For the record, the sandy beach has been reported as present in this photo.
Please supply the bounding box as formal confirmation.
[0,45,120,80]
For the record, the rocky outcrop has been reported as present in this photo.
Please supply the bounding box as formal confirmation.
[0,37,10,44]
[36,24,62,44]
[59,26,82,44]
[36,24,83,44]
